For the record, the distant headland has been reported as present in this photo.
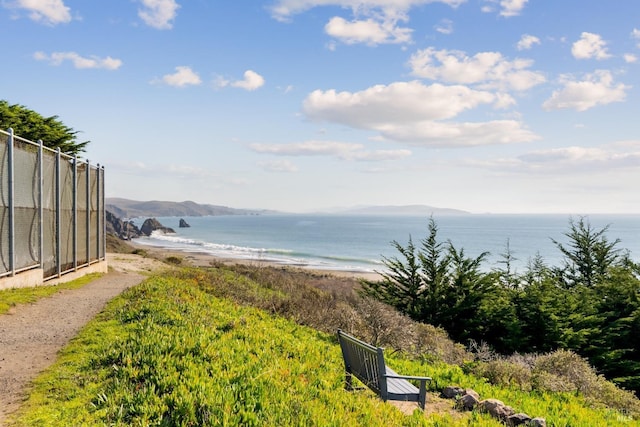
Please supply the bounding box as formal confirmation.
[106,198,469,218]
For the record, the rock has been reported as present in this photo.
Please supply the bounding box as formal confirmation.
[179,218,191,228]
[442,386,465,399]
[463,389,480,400]
[106,210,142,240]
[457,393,480,411]
[529,418,547,427]
[507,413,531,426]
[480,399,515,421]
[140,218,175,236]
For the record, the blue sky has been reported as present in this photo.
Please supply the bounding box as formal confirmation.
[1,0,639,214]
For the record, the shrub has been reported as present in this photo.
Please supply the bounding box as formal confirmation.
[164,256,183,265]
[475,359,532,391]
[413,324,470,365]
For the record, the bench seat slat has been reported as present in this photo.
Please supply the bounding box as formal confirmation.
[386,368,419,394]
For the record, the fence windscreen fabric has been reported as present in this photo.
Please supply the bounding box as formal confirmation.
[13,138,40,272]
[0,128,105,280]
[0,133,9,275]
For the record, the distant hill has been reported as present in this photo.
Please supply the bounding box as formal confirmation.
[105,198,270,218]
[334,205,470,216]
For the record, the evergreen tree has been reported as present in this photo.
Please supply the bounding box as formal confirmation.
[552,217,621,288]
[0,100,89,155]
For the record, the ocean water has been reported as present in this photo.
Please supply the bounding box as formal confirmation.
[131,214,640,274]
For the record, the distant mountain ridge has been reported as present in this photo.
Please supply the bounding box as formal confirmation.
[106,198,468,218]
[333,205,469,216]
[105,198,269,218]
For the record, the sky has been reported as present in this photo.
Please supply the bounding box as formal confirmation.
[1,0,639,214]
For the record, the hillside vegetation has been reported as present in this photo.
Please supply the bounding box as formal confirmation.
[363,217,640,394]
[9,262,639,426]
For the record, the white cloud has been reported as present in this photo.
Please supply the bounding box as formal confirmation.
[33,51,122,70]
[516,34,540,50]
[269,0,466,22]
[213,75,230,89]
[325,16,412,45]
[231,70,265,91]
[481,0,527,17]
[156,66,201,87]
[499,0,528,17]
[409,47,545,91]
[624,53,637,63]
[572,32,611,60]
[435,18,453,34]
[633,28,640,48]
[304,81,496,125]
[474,140,640,174]
[251,140,412,161]
[6,0,71,25]
[110,160,221,180]
[543,70,629,112]
[379,120,537,146]
[270,0,464,45]
[138,0,180,30]
[302,81,538,146]
[258,160,299,172]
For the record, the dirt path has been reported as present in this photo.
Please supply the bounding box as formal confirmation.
[0,254,166,425]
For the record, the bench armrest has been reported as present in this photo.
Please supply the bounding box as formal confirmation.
[384,374,432,382]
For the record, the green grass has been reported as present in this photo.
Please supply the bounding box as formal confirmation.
[0,273,103,315]
[7,270,640,426]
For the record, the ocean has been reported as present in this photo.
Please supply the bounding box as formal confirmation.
[130,214,640,274]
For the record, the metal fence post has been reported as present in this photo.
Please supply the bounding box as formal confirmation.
[96,163,101,260]
[56,148,61,277]
[38,140,44,269]
[7,128,15,276]
[102,165,106,259]
[86,160,90,264]
[73,155,78,270]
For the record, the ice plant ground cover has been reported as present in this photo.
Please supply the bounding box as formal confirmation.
[7,267,639,426]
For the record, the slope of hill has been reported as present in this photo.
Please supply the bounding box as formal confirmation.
[105,198,269,218]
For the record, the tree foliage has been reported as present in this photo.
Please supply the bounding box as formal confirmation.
[363,216,640,394]
[0,100,89,155]
[552,216,622,288]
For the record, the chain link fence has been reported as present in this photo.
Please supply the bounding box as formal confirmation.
[0,128,105,280]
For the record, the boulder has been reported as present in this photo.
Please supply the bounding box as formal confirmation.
[529,418,547,427]
[463,389,480,400]
[179,218,191,228]
[140,218,175,236]
[479,399,515,421]
[442,386,465,399]
[507,413,531,426]
[106,210,142,240]
[457,393,480,411]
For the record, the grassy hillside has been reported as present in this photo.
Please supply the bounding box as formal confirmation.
[8,266,639,426]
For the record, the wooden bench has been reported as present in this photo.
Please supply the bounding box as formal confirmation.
[337,329,431,409]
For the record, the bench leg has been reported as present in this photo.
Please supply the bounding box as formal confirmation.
[345,371,353,391]
[418,380,427,410]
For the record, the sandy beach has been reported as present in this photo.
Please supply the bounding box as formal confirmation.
[126,239,384,282]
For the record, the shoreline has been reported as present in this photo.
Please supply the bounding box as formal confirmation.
[127,239,384,281]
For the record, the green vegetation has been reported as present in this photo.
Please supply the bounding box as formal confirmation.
[0,273,102,315]
[362,217,640,393]
[9,265,640,426]
[0,100,89,155]
[164,255,184,265]
[106,233,136,253]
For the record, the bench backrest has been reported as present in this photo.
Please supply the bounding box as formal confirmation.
[337,329,387,396]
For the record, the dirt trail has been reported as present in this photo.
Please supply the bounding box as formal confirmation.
[0,253,166,425]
